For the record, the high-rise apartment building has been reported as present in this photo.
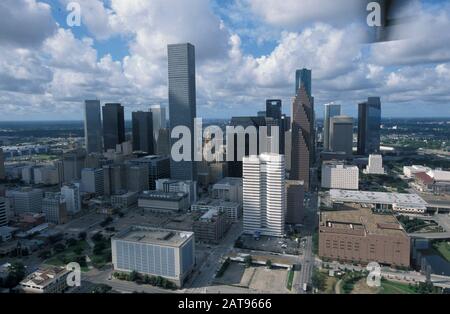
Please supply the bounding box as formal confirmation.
[358,97,381,155]
[84,100,103,153]
[132,111,154,154]
[323,103,341,151]
[243,153,285,237]
[329,116,354,156]
[102,103,125,152]
[168,43,197,181]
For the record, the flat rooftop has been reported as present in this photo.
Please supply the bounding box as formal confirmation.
[214,177,243,186]
[193,198,240,208]
[321,205,407,237]
[139,190,187,202]
[21,267,69,288]
[114,225,193,247]
[330,189,428,207]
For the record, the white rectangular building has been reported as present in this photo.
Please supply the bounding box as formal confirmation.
[112,226,195,287]
[61,183,81,214]
[321,163,359,190]
[364,154,385,175]
[243,153,285,237]
[329,189,428,214]
[403,165,431,178]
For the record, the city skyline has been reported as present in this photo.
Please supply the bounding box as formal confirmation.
[1,0,450,121]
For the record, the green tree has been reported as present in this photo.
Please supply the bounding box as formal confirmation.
[244,255,252,268]
[266,260,272,269]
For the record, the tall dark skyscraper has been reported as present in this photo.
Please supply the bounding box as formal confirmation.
[266,99,282,120]
[227,116,267,178]
[84,100,103,153]
[295,68,312,97]
[265,99,285,154]
[357,97,381,155]
[168,43,197,181]
[291,69,314,191]
[102,103,125,151]
[132,111,154,154]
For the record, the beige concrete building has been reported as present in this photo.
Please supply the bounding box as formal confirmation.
[319,205,410,267]
[19,267,70,293]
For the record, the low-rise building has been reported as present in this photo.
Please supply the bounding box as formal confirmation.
[138,191,190,213]
[193,209,229,244]
[191,198,242,221]
[111,226,195,287]
[319,204,410,267]
[403,165,431,178]
[212,177,243,204]
[155,179,197,205]
[111,191,138,210]
[19,267,70,293]
[321,163,359,190]
[328,189,428,214]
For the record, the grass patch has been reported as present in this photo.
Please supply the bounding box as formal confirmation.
[286,269,295,291]
[379,280,418,294]
[44,240,89,272]
[433,241,450,262]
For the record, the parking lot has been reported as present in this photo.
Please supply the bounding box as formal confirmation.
[237,234,301,255]
[214,262,290,293]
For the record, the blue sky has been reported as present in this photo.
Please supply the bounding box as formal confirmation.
[0,0,450,120]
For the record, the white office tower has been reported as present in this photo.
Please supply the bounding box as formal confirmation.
[243,153,285,237]
[61,183,81,214]
[321,163,359,190]
[364,154,385,175]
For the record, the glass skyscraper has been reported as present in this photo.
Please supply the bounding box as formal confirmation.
[357,97,381,155]
[132,111,154,154]
[295,68,312,97]
[168,43,197,181]
[323,103,341,151]
[84,100,103,153]
[102,103,125,152]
